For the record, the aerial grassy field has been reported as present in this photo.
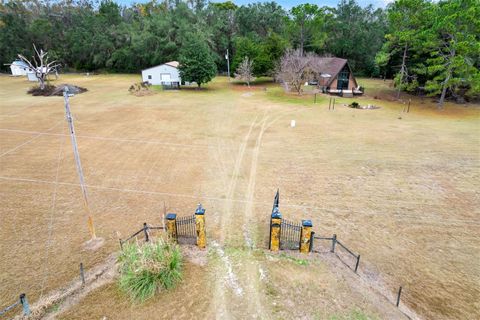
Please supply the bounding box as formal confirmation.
[0,74,478,319]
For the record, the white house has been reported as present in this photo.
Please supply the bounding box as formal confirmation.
[141,61,181,86]
[9,60,29,76]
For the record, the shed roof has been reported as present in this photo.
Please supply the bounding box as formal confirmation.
[165,61,179,68]
[142,61,179,72]
[11,60,29,68]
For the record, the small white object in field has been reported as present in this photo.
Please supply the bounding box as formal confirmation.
[304,82,308,86]
[291,120,296,128]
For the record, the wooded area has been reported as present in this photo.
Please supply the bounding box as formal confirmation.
[0,0,478,103]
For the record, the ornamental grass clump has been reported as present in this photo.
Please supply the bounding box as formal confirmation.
[118,239,183,302]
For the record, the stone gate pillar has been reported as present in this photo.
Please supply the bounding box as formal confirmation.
[300,220,313,254]
[269,208,282,251]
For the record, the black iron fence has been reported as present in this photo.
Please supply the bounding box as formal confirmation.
[280,219,302,250]
[119,213,199,249]
[176,215,196,244]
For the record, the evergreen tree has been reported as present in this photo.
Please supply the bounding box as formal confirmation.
[178,35,217,88]
[423,0,480,107]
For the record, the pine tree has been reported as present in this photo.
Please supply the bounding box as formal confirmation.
[423,0,480,108]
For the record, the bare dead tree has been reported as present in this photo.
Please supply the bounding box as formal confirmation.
[235,56,255,87]
[276,49,315,94]
[18,44,60,90]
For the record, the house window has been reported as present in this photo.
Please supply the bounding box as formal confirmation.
[337,66,350,90]
[148,75,152,79]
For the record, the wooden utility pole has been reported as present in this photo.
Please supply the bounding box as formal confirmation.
[63,87,96,239]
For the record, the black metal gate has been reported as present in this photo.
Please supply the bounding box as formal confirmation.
[176,215,196,244]
[280,219,301,250]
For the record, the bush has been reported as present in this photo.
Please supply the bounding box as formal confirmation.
[350,101,360,108]
[128,82,153,96]
[118,239,183,302]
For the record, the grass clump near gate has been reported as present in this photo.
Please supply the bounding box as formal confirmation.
[118,239,183,302]
[328,309,377,320]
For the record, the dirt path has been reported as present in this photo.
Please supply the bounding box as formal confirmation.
[212,113,260,319]
[212,104,300,319]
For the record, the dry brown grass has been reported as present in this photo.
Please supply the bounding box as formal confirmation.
[0,74,478,319]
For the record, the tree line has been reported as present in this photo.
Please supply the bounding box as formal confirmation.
[0,0,478,103]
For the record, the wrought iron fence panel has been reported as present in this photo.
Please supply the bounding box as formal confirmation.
[280,219,301,250]
[176,215,196,239]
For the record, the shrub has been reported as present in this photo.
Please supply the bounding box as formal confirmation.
[118,239,183,302]
[350,101,360,108]
[128,82,153,96]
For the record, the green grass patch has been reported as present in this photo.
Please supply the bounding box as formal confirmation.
[265,86,327,106]
[279,253,309,266]
[328,309,377,320]
[118,239,183,302]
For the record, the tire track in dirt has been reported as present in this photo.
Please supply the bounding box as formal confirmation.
[238,108,300,319]
[241,106,303,245]
[238,112,269,319]
[211,104,303,318]
[213,115,260,319]
[214,106,298,319]
[219,115,259,244]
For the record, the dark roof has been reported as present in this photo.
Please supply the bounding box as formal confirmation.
[312,57,348,86]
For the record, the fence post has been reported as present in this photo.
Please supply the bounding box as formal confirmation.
[270,207,282,251]
[19,293,30,316]
[143,222,150,242]
[195,203,206,249]
[300,220,313,254]
[396,286,403,307]
[333,98,336,110]
[119,238,123,250]
[329,97,331,110]
[309,231,315,252]
[80,262,85,286]
[166,213,177,242]
[355,254,361,273]
[331,234,337,253]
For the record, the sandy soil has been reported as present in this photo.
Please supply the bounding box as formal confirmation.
[0,74,479,319]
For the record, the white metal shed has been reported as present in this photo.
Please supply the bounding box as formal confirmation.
[141,61,181,86]
[9,60,29,76]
